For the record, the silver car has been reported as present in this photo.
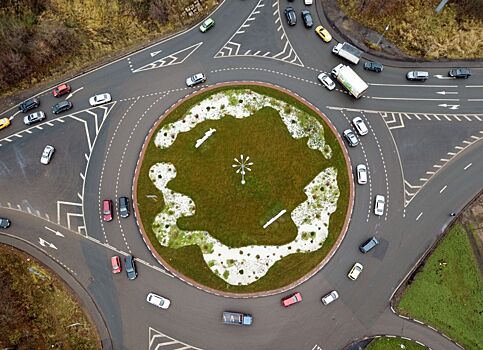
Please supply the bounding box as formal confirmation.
[146,293,171,309]
[23,111,46,125]
[406,71,428,81]
[321,290,339,305]
[318,73,335,91]
[89,93,112,106]
[343,129,359,147]
[186,73,206,87]
[40,145,55,165]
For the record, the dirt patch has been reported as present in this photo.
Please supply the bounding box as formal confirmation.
[460,192,483,273]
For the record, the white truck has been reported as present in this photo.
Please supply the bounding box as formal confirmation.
[332,42,362,64]
[222,311,253,326]
[331,64,368,99]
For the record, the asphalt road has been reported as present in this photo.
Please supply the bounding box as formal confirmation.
[0,0,482,349]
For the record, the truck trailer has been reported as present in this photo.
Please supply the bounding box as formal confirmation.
[222,311,253,326]
[331,64,368,99]
[331,42,362,64]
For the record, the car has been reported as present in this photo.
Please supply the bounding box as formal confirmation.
[102,199,113,222]
[89,93,112,107]
[52,100,73,114]
[321,290,339,305]
[19,97,40,113]
[304,0,313,4]
[118,196,130,218]
[52,83,71,97]
[315,25,332,42]
[348,263,363,280]
[363,61,383,73]
[318,73,335,91]
[281,292,302,307]
[0,118,11,130]
[40,145,55,165]
[448,68,471,79]
[186,73,206,87]
[352,116,368,136]
[406,71,429,81]
[359,236,379,253]
[374,194,385,216]
[0,218,11,229]
[356,164,367,185]
[23,111,46,125]
[199,18,215,32]
[146,293,171,309]
[111,256,121,274]
[301,10,313,28]
[284,7,296,26]
[343,129,359,147]
[125,255,137,280]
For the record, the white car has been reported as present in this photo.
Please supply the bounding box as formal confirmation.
[186,73,206,87]
[356,164,367,185]
[40,145,55,165]
[348,263,363,281]
[321,290,339,305]
[318,73,335,91]
[89,93,112,107]
[146,293,171,309]
[374,194,385,216]
[304,0,313,4]
[352,117,368,136]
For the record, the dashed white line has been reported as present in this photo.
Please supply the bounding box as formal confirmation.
[439,185,447,193]
[416,212,423,221]
[464,163,472,170]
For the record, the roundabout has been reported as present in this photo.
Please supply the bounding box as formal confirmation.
[135,84,351,294]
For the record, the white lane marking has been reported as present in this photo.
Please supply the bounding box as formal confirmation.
[39,237,57,250]
[368,83,457,87]
[416,212,423,221]
[439,185,447,193]
[464,163,472,170]
[436,91,458,95]
[465,85,483,88]
[44,226,65,237]
[468,98,483,101]
[434,75,455,79]
[370,97,459,101]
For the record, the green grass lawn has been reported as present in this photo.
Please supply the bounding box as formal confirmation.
[397,224,483,350]
[136,85,349,293]
[366,337,427,350]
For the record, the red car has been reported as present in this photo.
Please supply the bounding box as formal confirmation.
[111,256,121,273]
[52,83,71,97]
[282,292,302,307]
[102,199,113,222]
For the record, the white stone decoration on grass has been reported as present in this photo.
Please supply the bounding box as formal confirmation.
[150,89,340,285]
[232,154,253,185]
[195,128,216,148]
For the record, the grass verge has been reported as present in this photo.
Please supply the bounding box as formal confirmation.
[0,244,99,349]
[338,0,483,59]
[136,85,349,293]
[397,224,483,350]
[366,337,427,350]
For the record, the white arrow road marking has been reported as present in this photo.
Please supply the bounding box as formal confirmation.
[436,91,458,95]
[65,87,84,100]
[434,75,455,79]
[39,237,57,250]
[438,104,460,110]
[44,226,65,237]
[150,50,162,57]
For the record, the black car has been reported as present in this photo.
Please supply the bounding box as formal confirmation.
[448,68,471,79]
[52,100,73,114]
[359,237,379,253]
[301,10,313,28]
[118,196,130,218]
[19,97,40,113]
[125,255,137,280]
[0,218,11,229]
[284,7,296,26]
[363,61,384,73]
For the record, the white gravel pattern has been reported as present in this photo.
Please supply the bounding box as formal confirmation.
[149,89,340,285]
